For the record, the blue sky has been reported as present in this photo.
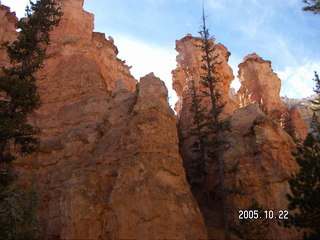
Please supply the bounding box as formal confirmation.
[2,0,320,106]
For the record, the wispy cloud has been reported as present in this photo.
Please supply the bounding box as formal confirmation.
[278,61,320,98]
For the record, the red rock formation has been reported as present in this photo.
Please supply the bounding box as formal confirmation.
[236,53,287,115]
[0,2,207,239]
[172,34,239,116]
[287,106,309,139]
[172,35,239,184]
[236,53,308,139]
[222,103,301,240]
[173,43,304,238]
[0,5,18,67]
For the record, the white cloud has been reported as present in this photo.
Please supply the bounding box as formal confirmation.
[1,0,30,18]
[278,61,320,98]
[113,34,178,107]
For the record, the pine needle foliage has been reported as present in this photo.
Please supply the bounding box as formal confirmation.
[0,0,62,187]
[0,182,39,240]
[189,80,209,185]
[303,0,320,14]
[285,133,320,240]
[189,8,231,240]
[311,72,320,111]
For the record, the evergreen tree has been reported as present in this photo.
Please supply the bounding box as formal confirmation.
[189,80,209,186]
[0,1,62,238]
[285,133,320,239]
[311,72,320,111]
[0,0,62,187]
[303,0,320,14]
[189,8,231,240]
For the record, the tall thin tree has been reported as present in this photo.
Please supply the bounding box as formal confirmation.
[0,0,62,187]
[194,7,231,240]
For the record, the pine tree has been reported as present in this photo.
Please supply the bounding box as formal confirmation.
[189,8,231,240]
[189,80,209,186]
[303,0,320,14]
[285,133,320,240]
[0,1,62,238]
[0,0,62,187]
[311,72,320,111]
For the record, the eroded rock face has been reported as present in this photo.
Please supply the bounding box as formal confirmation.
[40,73,207,240]
[0,2,207,239]
[173,41,303,238]
[236,53,287,115]
[222,104,300,240]
[236,53,308,140]
[282,95,319,132]
[0,5,18,67]
[172,35,239,181]
[172,34,239,116]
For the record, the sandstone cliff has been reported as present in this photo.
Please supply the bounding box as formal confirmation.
[0,1,207,239]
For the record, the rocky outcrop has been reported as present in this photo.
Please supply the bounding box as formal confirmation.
[172,35,239,182]
[236,53,308,140]
[0,1,207,239]
[173,43,303,238]
[236,53,287,116]
[222,104,300,240]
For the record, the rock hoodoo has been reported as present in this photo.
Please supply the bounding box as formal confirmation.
[172,35,239,184]
[172,34,239,116]
[172,40,306,239]
[236,53,308,140]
